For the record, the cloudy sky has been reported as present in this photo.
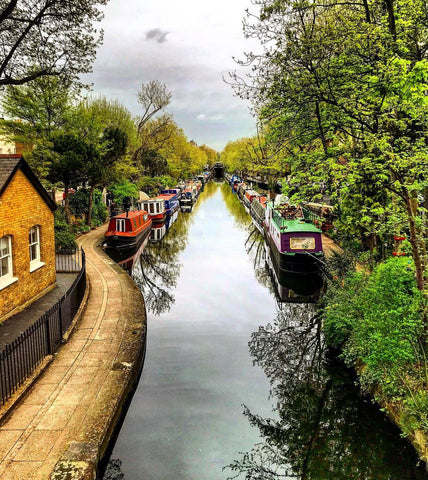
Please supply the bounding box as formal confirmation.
[86,0,260,152]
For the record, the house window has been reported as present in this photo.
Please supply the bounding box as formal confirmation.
[0,236,13,279]
[29,226,40,263]
[0,235,17,289]
[29,226,45,272]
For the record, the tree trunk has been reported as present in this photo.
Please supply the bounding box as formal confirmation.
[404,193,425,291]
[64,183,71,224]
[87,184,95,226]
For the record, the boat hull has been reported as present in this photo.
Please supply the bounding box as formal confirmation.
[105,224,151,250]
[264,226,323,276]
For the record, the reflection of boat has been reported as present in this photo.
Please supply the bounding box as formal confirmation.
[265,243,324,302]
[104,210,152,249]
[150,223,167,242]
[149,210,179,243]
[105,229,150,273]
[250,196,267,234]
[137,197,166,224]
[264,198,324,276]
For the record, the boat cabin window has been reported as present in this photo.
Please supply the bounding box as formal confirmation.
[133,219,137,229]
[149,203,155,214]
[116,219,126,232]
[290,237,315,250]
[144,214,148,222]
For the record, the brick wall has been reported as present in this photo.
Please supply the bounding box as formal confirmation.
[0,169,56,320]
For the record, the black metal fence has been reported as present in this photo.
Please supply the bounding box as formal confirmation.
[0,249,86,406]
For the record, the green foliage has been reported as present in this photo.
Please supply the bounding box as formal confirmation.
[110,181,138,206]
[324,257,425,395]
[138,175,174,197]
[54,208,77,252]
[68,188,108,226]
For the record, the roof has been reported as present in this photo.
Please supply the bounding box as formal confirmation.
[113,210,147,219]
[0,155,56,211]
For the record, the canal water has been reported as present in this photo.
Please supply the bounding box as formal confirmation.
[104,182,428,480]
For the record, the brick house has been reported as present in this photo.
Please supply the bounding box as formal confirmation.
[0,155,56,322]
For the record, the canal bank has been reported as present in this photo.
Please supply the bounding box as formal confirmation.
[0,225,147,480]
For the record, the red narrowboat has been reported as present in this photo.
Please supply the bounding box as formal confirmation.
[105,210,152,249]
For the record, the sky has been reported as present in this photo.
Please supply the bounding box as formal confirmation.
[86,0,261,152]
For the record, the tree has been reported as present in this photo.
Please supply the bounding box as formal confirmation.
[0,0,107,87]
[136,80,171,134]
[48,133,87,222]
[0,76,74,181]
[230,0,428,289]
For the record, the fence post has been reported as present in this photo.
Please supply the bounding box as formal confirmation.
[58,302,63,338]
[45,314,51,355]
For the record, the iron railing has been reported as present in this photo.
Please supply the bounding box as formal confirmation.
[0,249,86,406]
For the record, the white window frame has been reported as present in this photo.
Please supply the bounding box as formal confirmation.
[116,218,126,232]
[29,226,45,272]
[0,235,17,290]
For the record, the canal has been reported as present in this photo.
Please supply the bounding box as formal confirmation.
[104,182,428,480]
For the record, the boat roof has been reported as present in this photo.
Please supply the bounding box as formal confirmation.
[159,193,175,199]
[143,197,164,202]
[112,210,147,219]
[275,219,321,233]
[245,189,260,196]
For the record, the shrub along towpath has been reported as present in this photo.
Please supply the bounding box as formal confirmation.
[0,225,147,480]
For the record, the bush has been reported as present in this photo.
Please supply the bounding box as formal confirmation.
[55,230,77,253]
[323,257,425,394]
[69,188,108,226]
[54,208,77,252]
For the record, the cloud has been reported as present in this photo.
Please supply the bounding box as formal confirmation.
[197,113,224,121]
[145,28,169,43]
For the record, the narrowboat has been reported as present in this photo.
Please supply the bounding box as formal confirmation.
[137,197,166,224]
[229,174,242,192]
[158,191,179,216]
[242,189,260,210]
[180,186,196,207]
[104,210,152,249]
[250,196,267,234]
[264,198,324,276]
[237,183,249,201]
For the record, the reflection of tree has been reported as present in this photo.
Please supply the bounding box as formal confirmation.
[103,458,124,480]
[245,224,274,295]
[221,182,252,229]
[131,184,218,316]
[227,307,428,480]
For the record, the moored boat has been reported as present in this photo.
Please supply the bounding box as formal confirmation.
[264,198,324,276]
[180,185,197,207]
[250,195,267,233]
[137,197,166,224]
[105,210,152,249]
[242,189,260,210]
[159,191,179,217]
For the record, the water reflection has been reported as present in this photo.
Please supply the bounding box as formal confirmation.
[132,181,220,316]
[227,292,427,479]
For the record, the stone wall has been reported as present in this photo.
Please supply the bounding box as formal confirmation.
[0,169,56,321]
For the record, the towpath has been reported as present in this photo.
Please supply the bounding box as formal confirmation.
[0,226,146,480]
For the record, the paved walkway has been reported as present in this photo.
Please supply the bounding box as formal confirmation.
[0,273,77,350]
[0,226,147,480]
